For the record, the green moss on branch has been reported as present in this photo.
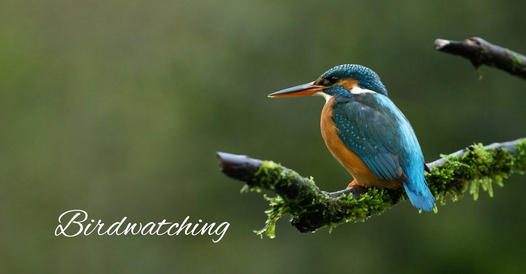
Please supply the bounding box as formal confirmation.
[218,138,526,238]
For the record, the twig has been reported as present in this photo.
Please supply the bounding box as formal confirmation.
[217,138,526,237]
[434,37,526,79]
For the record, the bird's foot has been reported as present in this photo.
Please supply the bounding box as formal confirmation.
[346,180,366,189]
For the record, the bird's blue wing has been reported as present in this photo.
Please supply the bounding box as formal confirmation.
[332,95,422,181]
[331,92,434,211]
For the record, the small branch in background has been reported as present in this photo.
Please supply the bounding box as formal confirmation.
[217,138,526,237]
[434,37,526,79]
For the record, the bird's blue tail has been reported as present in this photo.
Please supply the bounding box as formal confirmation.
[403,180,435,211]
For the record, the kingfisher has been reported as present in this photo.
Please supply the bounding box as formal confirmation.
[268,64,435,211]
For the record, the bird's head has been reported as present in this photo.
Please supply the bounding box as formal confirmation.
[268,64,388,99]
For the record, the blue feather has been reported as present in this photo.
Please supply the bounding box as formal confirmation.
[331,90,435,211]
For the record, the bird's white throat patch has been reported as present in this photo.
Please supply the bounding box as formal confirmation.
[315,92,332,102]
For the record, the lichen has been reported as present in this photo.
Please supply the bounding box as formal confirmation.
[505,49,526,72]
[242,139,526,238]
[254,195,286,239]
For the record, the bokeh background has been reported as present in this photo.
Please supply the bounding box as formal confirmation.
[1,0,525,273]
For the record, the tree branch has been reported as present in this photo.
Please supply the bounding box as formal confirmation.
[217,138,526,237]
[434,37,526,79]
[217,38,526,238]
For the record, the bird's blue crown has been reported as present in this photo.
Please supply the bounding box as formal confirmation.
[320,64,388,96]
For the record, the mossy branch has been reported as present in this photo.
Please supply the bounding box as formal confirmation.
[434,37,526,79]
[217,138,526,238]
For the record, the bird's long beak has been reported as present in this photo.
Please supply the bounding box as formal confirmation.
[268,82,325,98]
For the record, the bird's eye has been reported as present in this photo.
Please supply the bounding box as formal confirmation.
[316,78,329,86]
[328,76,339,84]
[317,76,339,86]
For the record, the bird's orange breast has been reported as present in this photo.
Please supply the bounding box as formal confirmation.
[320,97,401,188]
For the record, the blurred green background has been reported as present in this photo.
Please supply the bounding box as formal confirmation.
[1,0,525,273]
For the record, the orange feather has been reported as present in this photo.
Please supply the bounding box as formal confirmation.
[320,97,402,189]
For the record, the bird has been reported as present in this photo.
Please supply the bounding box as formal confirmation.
[268,64,435,211]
